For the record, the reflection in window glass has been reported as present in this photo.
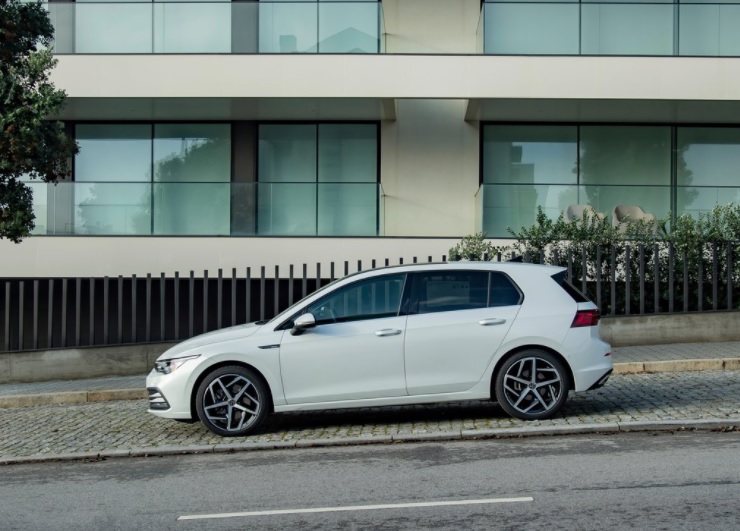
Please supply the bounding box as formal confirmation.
[307,274,406,325]
[74,182,152,235]
[318,183,376,236]
[154,124,231,183]
[483,126,577,185]
[677,128,740,187]
[76,124,151,182]
[318,2,379,53]
[259,125,316,183]
[318,124,376,183]
[579,126,671,186]
[258,2,318,52]
[415,272,489,314]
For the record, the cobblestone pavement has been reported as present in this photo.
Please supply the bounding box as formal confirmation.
[1,371,738,460]
[1,341,738,398]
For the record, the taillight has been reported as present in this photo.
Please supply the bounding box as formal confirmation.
[571,309,600,327]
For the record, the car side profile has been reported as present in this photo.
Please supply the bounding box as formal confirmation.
[146,262,612,437]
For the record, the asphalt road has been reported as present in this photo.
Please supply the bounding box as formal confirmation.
[0,431,738,530]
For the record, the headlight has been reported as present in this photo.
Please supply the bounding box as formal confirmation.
[154,354,200,375]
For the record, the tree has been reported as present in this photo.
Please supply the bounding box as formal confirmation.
[0,0,77,242]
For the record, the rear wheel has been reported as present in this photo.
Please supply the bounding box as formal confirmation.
[495,350,569,420]
[195,366,270,437]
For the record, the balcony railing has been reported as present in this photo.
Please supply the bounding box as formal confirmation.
[25,181,384,236]
[46,1,384,54]
[478,1,740,56]
[475,183,740,237]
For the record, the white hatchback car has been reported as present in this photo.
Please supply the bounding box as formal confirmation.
[147,262,612,437]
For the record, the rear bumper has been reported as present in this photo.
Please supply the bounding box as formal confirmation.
[587,368,612,391]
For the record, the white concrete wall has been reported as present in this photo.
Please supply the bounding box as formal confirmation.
[0,237,467,277]
[381,100,479,236]
[383,0,481,54]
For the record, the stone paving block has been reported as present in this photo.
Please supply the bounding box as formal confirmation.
[724,358,740,371]
[295,435,393,448]
[390,431,463,443]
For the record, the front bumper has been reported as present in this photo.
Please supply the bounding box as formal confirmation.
[146,369,194,420]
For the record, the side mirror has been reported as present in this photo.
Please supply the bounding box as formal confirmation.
[290,313,316,336]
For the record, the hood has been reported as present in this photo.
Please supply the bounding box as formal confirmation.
[158,322,264,359]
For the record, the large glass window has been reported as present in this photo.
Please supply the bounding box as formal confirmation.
[676,127,740,216]
[257,123,378,236]
[73,123,231,235]
[153,124,231,235]
[482,0,740,57]
[484,2,579,55]
[482,124,673,236]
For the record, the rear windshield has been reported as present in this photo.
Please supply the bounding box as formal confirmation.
[551,271,591,303]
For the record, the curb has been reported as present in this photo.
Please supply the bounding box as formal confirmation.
[0,358,739,409]
[1,419,738,466]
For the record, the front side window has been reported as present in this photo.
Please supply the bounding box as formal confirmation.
[305,273,406,325]
[412,271,489,315]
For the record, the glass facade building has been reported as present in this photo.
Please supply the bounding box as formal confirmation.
[481,0,740,56]
[481,124,740,236]
[29,123,380,237]
[46,0,385,54]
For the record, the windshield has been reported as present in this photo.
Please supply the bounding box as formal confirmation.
[266,275,346,325]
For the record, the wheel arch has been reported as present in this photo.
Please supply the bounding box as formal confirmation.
[490,345,575,398]
[190,361,275,421]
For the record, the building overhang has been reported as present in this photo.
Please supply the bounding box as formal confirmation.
[464,98,740,124]
[57,97,397,121]
[52,54,740,122]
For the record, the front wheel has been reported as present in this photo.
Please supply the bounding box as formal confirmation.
[195,366,270,437]
[494,350,570,420]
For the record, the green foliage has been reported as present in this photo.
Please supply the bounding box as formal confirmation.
[0,0,78,242]
[450,203,740,313]
[448,232,500,261]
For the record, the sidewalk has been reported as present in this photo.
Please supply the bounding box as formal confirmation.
[1,342,738,465]
[1,341,739,407]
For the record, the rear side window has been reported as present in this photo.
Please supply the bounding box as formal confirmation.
[411,271,523,314]
[413,271,488,314]
[551,271,591,303]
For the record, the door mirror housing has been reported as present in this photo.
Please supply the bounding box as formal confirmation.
[290,313,316,336]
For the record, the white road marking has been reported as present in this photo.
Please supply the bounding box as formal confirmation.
[178,497,534,521]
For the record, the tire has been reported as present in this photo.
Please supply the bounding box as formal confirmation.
[494,350,570,420]
[195,365,270,437]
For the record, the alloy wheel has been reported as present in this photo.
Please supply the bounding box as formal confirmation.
[501,356,564,415]
[201,373,262,433]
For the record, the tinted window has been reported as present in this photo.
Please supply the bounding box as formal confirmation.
[305,273,406,325]
[489,272,523,307]
[413,271,489,314]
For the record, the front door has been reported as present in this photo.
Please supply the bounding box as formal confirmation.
[279,273,409,404]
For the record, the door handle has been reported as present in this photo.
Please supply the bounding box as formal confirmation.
[479,318,506,326]
[375,329,402,337]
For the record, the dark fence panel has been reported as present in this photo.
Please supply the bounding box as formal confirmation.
[2,246,739,353]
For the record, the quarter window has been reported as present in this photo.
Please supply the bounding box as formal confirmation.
[305,274,406,325]
[489,272,523,307]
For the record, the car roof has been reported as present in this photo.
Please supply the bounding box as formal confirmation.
[356,260,564,277]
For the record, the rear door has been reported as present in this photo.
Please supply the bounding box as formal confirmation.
[403,270,522,395]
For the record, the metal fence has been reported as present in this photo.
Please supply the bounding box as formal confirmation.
[1,244,738,353]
